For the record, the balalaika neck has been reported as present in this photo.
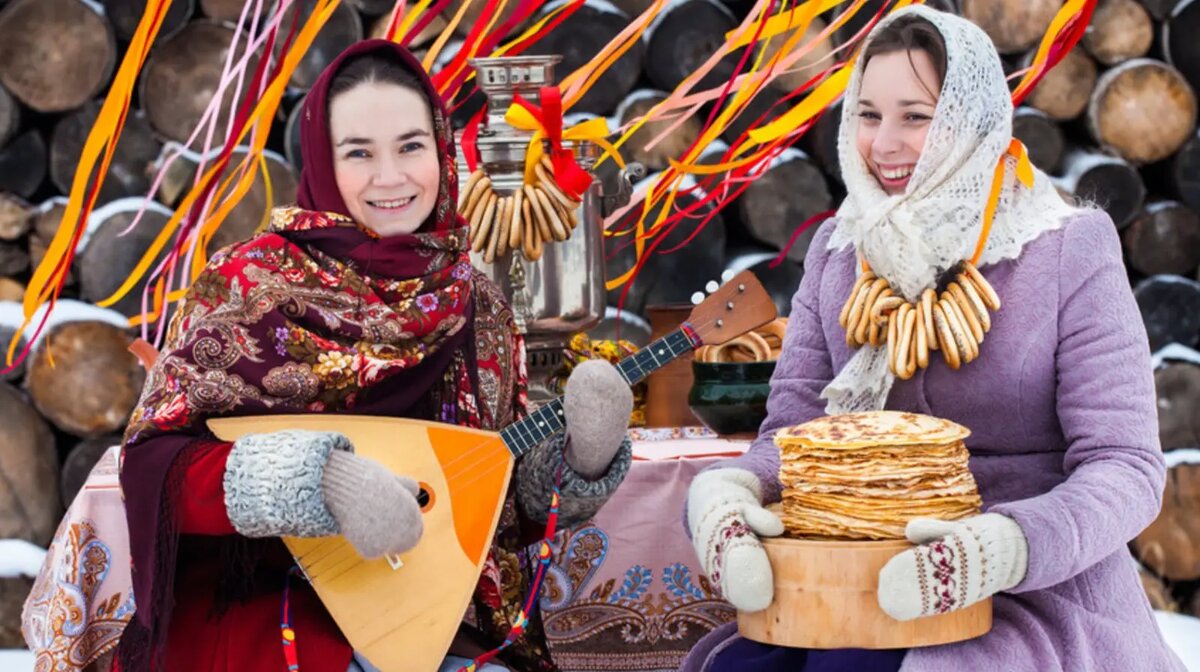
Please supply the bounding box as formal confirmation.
[498,326,700,458]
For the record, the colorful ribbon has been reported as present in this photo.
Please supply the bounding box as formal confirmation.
[504,87,617,199]
[457,480,563,672]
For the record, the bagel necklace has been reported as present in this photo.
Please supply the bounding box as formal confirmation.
[838,141,1031,379]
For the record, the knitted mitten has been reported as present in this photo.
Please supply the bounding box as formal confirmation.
[877,513,1029,621]
[321,450,424,559]
[687,468,784,612]
[561,359,635,479]
[223,429,423,559]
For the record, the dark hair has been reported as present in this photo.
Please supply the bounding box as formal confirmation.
[328,52,427,104]
[862,15,948,97]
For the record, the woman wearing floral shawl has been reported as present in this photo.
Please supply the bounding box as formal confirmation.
[109,40,634,672]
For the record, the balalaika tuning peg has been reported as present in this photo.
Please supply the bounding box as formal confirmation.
[691,291,705,306]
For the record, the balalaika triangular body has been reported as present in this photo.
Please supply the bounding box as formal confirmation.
[207,271,777,671]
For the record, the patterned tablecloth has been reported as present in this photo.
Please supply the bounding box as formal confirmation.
[540,429,748,672]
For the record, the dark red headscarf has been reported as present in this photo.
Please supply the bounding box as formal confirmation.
[295,39,463,230]
[117,40,483,671]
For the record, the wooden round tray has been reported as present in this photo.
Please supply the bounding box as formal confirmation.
[737,536,993,649]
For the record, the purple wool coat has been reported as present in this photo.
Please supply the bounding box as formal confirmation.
[680,209,1186,672]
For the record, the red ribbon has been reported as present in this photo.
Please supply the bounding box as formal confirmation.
[511,86,593,200]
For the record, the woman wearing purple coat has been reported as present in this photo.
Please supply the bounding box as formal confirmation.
[680,6,1186,672]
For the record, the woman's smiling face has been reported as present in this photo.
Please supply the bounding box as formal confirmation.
[329,80,441,236]
[854,49,942,196]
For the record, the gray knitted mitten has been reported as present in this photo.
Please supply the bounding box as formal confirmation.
[562,359,635,479]
[222,429,423,559]
[321,450,424,559]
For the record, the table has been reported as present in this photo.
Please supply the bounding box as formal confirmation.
[540,429,748,672]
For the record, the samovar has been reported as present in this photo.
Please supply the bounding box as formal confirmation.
[459,55,642,402]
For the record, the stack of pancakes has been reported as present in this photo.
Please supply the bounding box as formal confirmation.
[775,411,982,540]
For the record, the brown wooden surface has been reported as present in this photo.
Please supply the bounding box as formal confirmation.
[60,434,121,508]
[34,198,63,240]
[739,151,833,263]
[0,276,22,303]
[1025,47,1098,120]
[524,3,645,115]
[719,86,786,147]
[0,323,24,382]
[0,381,60,546]
[1088,59,1198,164]
[960,0,1059,54]
[644,304,700,428]
[760,15,834,94]
[1085,0,1153,66]
[1124,201,1200,276]
[804,100,843,183]
[140,21,259,147]
[739,537,993,648]
[1132,274,1200,351]
[31,200,74,286]
[0,576,36,648]
[206,148,300,254]
[78,201,174,319]
[279,0,363,90]
[368,10,447,46]
[199,0,248,21]
[0,238,28,276]
[0,191,30,240]
[1056,148,1147,229]
[0,0,117,113]
[1012,106,1064,173]
[1139,566,1178,611]
[346,0,400,13]
[830,0,959,48]
[1141,0,1182,20]
[0,82,16,148]
[1172,132,1200,213]
[1134,463,1200,581]
[1154,362,1200,451]
[51,103,162,204]
[616,90,702,173]
[645,0,740,93]
[26,320,146,438]
[0,130,48,199]
[101,0,193,42]
[442,0,525,38]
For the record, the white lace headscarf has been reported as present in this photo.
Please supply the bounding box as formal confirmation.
[820,5,1078,414]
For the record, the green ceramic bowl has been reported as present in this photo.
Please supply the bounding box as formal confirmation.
[688,359,776,435]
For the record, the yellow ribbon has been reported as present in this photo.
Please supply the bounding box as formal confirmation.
[971,139,1035,265]
[725,0,848,49]
[502,106,625,184]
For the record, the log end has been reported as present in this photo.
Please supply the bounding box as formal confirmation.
[1133,463,1200,582]
[1090,60,1199,165]
[1026,47,1099,121]
[1083,0,1154,66]
[0,0,117,113]
[27,320,145,438]
[960,0,1061,54]
[0,381,60,545]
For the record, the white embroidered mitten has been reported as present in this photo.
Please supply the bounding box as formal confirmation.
[687,468,784,612]
[877,513,1029,621]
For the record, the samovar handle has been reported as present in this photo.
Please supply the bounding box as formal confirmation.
[599,161,646,217]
